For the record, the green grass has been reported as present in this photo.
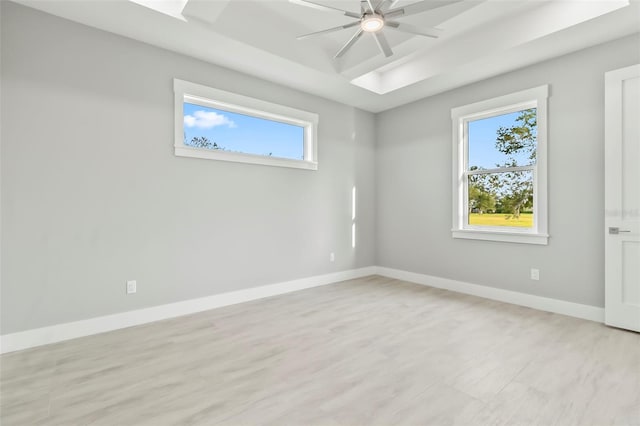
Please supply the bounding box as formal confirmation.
[469,213,533,228]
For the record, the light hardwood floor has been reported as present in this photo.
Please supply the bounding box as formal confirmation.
[1,276,639,425]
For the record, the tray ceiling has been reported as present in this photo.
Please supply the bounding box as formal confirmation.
[12,0,640,112]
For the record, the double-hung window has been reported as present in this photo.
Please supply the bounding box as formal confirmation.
[174,79,318,170]
[451,85,549,245]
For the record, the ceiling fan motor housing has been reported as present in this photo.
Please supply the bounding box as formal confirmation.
[361,13,385,32]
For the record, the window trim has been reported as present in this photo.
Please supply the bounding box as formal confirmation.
[451,85,549,245]
[174,79,319,170]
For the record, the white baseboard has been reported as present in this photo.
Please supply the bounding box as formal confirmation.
[1,265,605,354]
[375,266,604,323]
[0,267,377,354]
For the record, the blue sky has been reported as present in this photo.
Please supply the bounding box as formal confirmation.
[468,109,536,169]
[183,103,304,160]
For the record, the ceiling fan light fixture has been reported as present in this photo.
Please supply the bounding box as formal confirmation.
[360,13,384,32]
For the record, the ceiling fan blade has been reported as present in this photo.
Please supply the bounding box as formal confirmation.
[374,0,399,12]
[385,21,442,38]
[297,21,360,40]
[373,32,393,57]
[335,28,364,58]
[384,0,462,19]
[365,0,376,12]
[289,0,361,19]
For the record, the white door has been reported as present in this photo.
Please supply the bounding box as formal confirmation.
[605,64,640,332]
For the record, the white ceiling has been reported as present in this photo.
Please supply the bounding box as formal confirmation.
[13,0,640,112]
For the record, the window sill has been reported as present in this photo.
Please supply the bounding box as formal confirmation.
[174,146,318,170]
[452,229,549,245]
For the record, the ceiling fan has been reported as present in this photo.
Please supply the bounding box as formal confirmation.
[290,0,457,59]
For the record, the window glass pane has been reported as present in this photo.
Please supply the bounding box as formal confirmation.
[468,170,534,228]
[183,102,304,160]
[468,108,537,170]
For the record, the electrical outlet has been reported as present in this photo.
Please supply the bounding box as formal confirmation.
[530,268,540,281]
[329,252,335,262]
[126,280,137,294]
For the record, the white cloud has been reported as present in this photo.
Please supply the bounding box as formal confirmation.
[184,110,236,129]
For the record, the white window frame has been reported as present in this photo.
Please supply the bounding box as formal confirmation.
[451,85,549,245]
[174,79,319,170]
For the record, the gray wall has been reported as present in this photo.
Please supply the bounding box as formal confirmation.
[1,2,376,334]
[376,34,640,308]
[3,2,638,336]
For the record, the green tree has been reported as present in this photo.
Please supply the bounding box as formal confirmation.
[492,108,537,218]
[185,136,225,150]
[469,184,496,214]
[495,108,537,165]
[494,171,533,218]
[468,166,496,214]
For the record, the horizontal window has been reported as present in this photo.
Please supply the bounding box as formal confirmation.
[174,79,318,170]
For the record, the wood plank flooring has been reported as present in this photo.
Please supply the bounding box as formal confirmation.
[1,276,639,425]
